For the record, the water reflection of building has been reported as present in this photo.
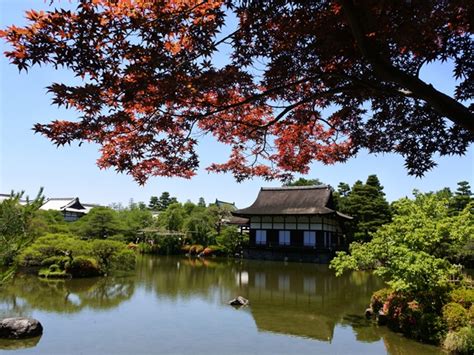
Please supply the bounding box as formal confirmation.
[235,262,381,342]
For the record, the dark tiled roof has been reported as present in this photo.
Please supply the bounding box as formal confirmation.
[215,199,237,210]
[225,216,250,225]
[233,185,351,218]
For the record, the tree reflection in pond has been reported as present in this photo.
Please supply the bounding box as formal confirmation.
[0,256,443,354]
[0,274,134,315]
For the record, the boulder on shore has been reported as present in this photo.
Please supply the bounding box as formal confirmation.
[229,296,249,307]
[0,318,43,339]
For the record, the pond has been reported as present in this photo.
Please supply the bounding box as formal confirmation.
[0,255,442,354]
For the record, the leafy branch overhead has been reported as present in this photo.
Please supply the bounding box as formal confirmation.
[1,1,473,183]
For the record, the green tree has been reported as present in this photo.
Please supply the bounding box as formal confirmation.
[284,178,324,187]
[197,197,206,208]
[216,227,248,255]
[157,203,185,231]
[331,192,474,293]
[74,207,122,239]
[185,210,215,245]
[0,189,45,267]
[208,203,234,235]
[118,208,153,241]
[341,175,391,240]
[148,196,159,211]
[451,181,473,214]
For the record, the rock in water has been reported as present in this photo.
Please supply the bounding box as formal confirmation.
[229,296,249,306]
[0,318,43,339]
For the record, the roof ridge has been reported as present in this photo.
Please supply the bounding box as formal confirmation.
[261,185,329,191]
[46,197,75,200]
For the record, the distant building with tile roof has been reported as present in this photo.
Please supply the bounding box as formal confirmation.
[40,197,100,222]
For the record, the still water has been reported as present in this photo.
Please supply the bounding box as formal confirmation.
[0,255,442,354]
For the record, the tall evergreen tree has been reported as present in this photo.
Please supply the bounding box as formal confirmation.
[197,197,206,208]
[149,192,178,211]
[341,175,391,241]
[451,181,473,213]
[148,196,159,211]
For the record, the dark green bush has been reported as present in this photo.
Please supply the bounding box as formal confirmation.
[443,302,469,330]
[66,256,102,278]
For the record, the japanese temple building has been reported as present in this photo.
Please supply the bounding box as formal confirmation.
[40,197,98,222]
[232,185,352,263]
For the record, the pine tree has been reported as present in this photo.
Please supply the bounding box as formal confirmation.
[342,175,391,241]
[450,181,473,213]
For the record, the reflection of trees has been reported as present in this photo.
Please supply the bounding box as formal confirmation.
[0,274,134,314]
[135,255,243,303]
[0,336,41,351]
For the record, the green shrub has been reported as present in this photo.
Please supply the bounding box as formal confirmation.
[41,255,70,268]
[443,302,469,330]
[17,233,91,267]
[450,289,474,308]
[110,249,136,272]
[370,288,393,313]
[49,264,60,272]
[469,305,474,325]
[66,256,102,278]
[443,326,474,354]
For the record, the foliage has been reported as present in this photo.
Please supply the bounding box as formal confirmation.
[189,245,205,255]
[450,289,474,309]
[184,210,216,245]
[443,327,474,354]
[29,209,71,236]
[451,181,473,214]
[370,287,392,313]
[331,192,473,294]
[157,203,185,231]
[336,175,391,240]
[0,189,45,266]
[148,192,178,211]
[117,207,153,241]
[66,256,101,278]
[368,288,448,344]
[138,232,183,255]
[73,207,123,239]
[443,302,469,330]
[284,178,324,187]
[1,2,473,184]
[17,233,135,277]
[216,227,248,255]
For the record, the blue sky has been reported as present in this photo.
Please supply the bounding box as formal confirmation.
[0,0,472,208]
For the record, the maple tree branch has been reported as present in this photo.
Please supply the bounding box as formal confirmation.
[341,0,474,133]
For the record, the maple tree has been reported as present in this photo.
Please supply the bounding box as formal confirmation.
[1,0,473,183]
